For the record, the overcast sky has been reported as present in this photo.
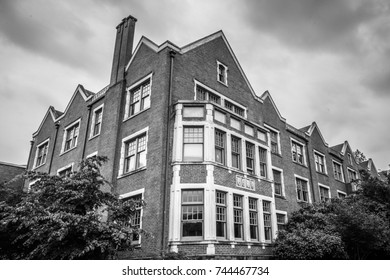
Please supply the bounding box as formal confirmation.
[0,0,389,170]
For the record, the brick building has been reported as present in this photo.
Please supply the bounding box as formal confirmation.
[26,15,364,259]
[0,161,26,201]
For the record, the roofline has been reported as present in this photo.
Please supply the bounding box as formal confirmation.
[0,161,27,169]
[260,90,286,122]
[304,122,329,147]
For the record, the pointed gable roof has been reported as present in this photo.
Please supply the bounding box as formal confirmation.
[32,106,58,137]
[301,122,329,147]
[260,90,286,122]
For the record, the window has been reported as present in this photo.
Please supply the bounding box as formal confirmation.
[269,130,279,154]
[196,86,221,105]
[126,78,151,118]
[246,142,255,174]
[231,136,241,169]
[319,185,330,202]
[333,161,344,182]
[291,141,304,164]
[216,191,227,238]
[215,130,226,165]
[259,147,267,178]
[58,165,72,177]
[257,130,267,142]
[90,106,103,138]
[183,127,203,162]
[337,191,347,199]
[124,134,147,173]
[314,152,326,173]
[183,106,204,118]
[276,213,286,232]
[35,140,49,168]
[225,100,244,117]
[63,120,80,152]
[230,117,241,130]
[214,110,226,123]
[244,124,254,137]
[217,61,227,85]
[182,190,203,238]
[249,198,258,240]
[273,169,283,196]
[347,168,357,182]
[123,194,143,242]
[263,201,272,241]
[296,177,309,202]
[233,194,243,239]
[347,153,353,165]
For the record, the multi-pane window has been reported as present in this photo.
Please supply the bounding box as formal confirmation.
[246,142,255,174]
[314,152,326,173]
[124,134,147,173]
[196,86,221,105]
[333,161,344,181]
[270,130,279,154]
[216,191,227,238]
[347,169,357,182]
[128,79,151,117]
[231,136,241,169]
[259,147,267,177]
[183,127,203,162]
[233,195,243,239]
[64,122,79,152]
[348,153,353,165]
[91,107,103,137]
[249,198,258,240]
[291,141,304,164]
[296,178,309,202]
[215,130,226,165]
[273,169,283,196]
[276,213,286,232]
[182,190,203,238]
[217,62,227,85]
[123,194,143,242]
[263,201,272,241]
[58,166,72,178]
[225,100,244,116]
[35,141,49,167]
[319,186,330,202]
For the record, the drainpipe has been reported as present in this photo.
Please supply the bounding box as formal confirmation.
[81,105,92,159]
[305,140,316,203]
[161,49,176,255]
[48,123,60,175]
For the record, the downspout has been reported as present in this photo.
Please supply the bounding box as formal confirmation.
[48,123,60,175]
[161,50,176,255]
[305,140,317,203]
[81,105,93,159]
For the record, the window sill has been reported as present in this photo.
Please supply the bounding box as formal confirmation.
[292,161,307,168]
[60,146,77,156]
[32,163,46,170]
[117,167,147,179]
[123,107,150,123]
[271,152,282,158]
[217,80,228,87]
[89,133,100,141]
[316,171,328,176]
[274,194,286,200]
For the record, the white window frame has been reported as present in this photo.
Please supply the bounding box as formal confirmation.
[347,153,353,165]
[291,138,306,165]
[33,138,50,168]
[318,183,331,202]
[264,124,281,155]
[118,127,149,177]
[217,61,228,86]
[89,104,104,139]
[337,190,347,199]
[294,174,311,203]
[86,151,98,159]
[57,163,74,177]
[61,118,81,154]
[272,167,285,197]
[332,160,344,182]
[119,188,145,245]
[124,73,152,120]
[313,149,327,174]
[275,210,288,234]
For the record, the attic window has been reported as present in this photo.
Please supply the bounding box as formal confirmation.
[217,61,227,85]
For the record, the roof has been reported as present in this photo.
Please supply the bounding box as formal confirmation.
[0,161,26,169]
[301,122,329,147]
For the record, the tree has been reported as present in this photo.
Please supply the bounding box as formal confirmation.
[0,156,145,260]
[274,174,390,259]
[354,149,367,164]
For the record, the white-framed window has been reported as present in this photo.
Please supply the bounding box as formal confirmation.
[272,167,284,197]
[231,135,241,170]
[196,85,221,105]
[62,119,80,153]
[233,194,244,239]
[246,141,255,174]
[262,200,272,241]
[319,184,331,202]
[119,128,148,176]
[291,139,305,165]
[249,197,259,241]
[332,160,344,182]
[257,130,267,143]
[347,153,353,165]
[347,168,358,182]
[259,147,267,178]
[276,212,287,232]
[34,139,49,168]
[225,100,244,117]
[119,189,144,245]
[264,125,280,155]
[86,151,98,159]
[183,126,204,162]
[217,61,228,85]
[182,189,204,239]
[215,129,226,165]
[216,191,227,239]
[124,75,152,119]
[295,175,310,203]
[337,190,347,199]
[90,104,104,138]
[314,150,326,174]
[57,163,74,177]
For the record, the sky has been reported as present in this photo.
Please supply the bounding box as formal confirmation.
[0,0,389,171]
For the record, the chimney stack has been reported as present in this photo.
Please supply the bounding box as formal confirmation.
[110,15,137,85]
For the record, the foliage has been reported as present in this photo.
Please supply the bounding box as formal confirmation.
[274,174,390,260]
[354,149,367,164]
[0,156,145,260]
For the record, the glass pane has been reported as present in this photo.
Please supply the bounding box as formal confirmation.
[182,222,203,237]
[183,143,203,161]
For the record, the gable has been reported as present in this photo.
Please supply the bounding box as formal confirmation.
[56,85,91,122]
[304,122,328,147]
[261,91,286,123]
[32,106,57,137]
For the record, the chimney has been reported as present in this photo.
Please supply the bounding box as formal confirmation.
[110,15,137,85]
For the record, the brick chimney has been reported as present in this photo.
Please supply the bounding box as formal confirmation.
[110,15,137,85]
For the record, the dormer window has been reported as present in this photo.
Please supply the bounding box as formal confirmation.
[217,61,227,85]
